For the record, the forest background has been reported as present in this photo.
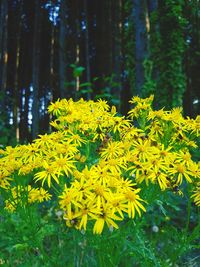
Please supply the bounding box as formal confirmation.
[0,0,200,145]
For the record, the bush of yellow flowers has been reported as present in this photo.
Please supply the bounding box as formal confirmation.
[0,95,199,235]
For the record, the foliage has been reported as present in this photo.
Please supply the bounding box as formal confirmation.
[0,95,200,265]
[149,0,187,108]
[142,59,157,97]
[94,74,121,106]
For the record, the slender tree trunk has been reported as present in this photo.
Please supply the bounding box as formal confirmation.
[0,1,4,72]
[59,0,67,98]
[120,0,133,114]
[75,0,80,96]
[50,21,55,99]
[95,1,112,93]
[32,0,41,139]
[49,18,56,132]
[133,0,148,95]
[183,0,199,117]
[13,1,23,142]
[148,0,158,14]
[0,0,8,107]
[113,0,122,109]
[84,0,91,100]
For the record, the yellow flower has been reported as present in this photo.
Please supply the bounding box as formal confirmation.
[175,150,193,168]
[48,99,63,116]
[131,138,152,161]
[104,158,127,174]
[0,177,12,189]
[74,201,101,231]
[28,187,52,203]
[111,117,132,133]
[0,171,12,189]
[96,99,110,111]
[148,108,166,120]
[65,130,87,146]
[100,141,124,160]
[34,161,60,187]
[53,155,76,176]
[124,188,146,218]
[148,170,169,191]
[59,186,78,210]
[149,120,164,139]
[5,200,16,212]
[169,107,184,123]
[128,95,154,119]
[93,201,122,234]
[4,185,51,212]
[188,162,200,178]
[191,183,200,206]
[105,193,128,218]
[168,163,193,184]
[20,144,40,164]
[34,133,53,149]
[143,157,167,174]
[129,95,154,105]
[187,115,200,136]
[93,182,110,209]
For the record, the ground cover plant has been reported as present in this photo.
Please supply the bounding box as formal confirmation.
[0,95,199,266]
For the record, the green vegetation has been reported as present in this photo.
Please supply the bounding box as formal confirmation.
[0,96,199,266]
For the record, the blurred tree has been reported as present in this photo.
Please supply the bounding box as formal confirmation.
[83,0,91,100]
[112,0,122,108]
[0,0,8,108]
[13,0,23,141]
[32,0,41,139]
[59,0,67,98]
[132,0,148,95]
[154,0,186,108]
[183,0,200,117]
[121,0,135,114]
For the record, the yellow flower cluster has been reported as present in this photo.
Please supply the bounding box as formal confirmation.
[0,95,199,234]
[5,185,51,212]
[59,165,146,234]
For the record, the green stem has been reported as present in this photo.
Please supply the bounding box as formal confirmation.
[51,183,61,196]
[85,141,91,164]
[185,196,191,235]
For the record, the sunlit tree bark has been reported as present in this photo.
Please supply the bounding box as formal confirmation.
[13,1,23,141]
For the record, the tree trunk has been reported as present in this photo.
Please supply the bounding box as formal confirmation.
[148,0,158,14]
[32,0,41,139]
[113,0,122,109]
[13,1,23,142]
[0,0,8,109]
[84,0,91,100]
[50,19,55,98]
[59,0,67,99]
[132,0,148,95]
[95,1,112,93]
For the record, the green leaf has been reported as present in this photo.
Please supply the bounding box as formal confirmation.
[73,66,85,78]
[79,82,92,88]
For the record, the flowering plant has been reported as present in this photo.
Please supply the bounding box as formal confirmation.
[0,95,199,234]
